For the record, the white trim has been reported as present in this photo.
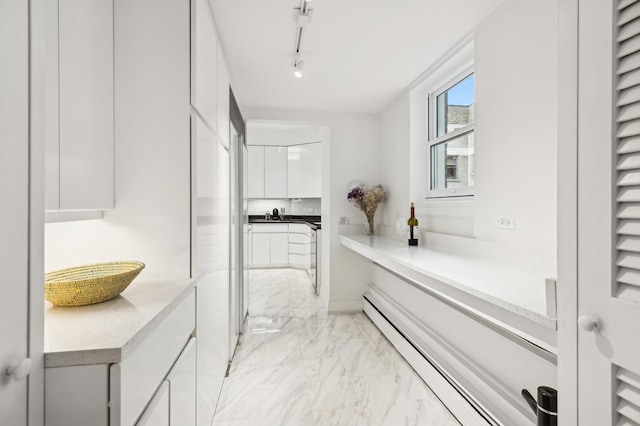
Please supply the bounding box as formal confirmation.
[410,41,475,204]
[556,0,578,423]
[44,210,104,223]
[363,299,491,426]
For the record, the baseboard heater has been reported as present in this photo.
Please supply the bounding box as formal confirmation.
[363,295,499,426]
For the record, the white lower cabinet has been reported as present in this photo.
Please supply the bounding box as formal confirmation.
[137,381,170,426]
[288,224,311,269]
[44,290,196,426]
[250,224,289,267]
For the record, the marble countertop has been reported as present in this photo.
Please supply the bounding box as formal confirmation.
[340,234,557,351]
[44,278,196,368]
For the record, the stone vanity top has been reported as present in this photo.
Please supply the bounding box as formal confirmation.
[340,234,557,352]
[44,278,196,368]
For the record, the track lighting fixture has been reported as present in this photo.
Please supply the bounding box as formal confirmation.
[291,0,313,78]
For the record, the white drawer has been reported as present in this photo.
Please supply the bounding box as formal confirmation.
[252,223,289,233]
[288,223,310,233]
[110,289,195,426]
[289,243,309,255]
[289,233,310,244]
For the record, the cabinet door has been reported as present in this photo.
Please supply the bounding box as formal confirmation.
[264,146,287,198]
[247,146,265,198]
[58,0,114,210]
[270,233,289,265]
[167,338,196,426]
[216,49,230,148]
[288,143,321,198]
[137,381,169,426]
[252,233,270,266]
[191,0,217,129]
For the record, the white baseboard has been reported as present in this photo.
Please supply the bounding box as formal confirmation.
[363,298,490,426]
[327,299,363,313]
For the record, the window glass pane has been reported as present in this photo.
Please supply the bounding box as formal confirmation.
[436,74,474,137]
[430,132,474,190]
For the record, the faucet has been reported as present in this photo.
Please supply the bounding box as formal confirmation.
[264,211,269,220]
[281,207,286,220]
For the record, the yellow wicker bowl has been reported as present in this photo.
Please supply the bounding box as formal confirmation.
[45,261,145,307]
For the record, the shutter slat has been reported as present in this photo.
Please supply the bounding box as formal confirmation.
[620,0,638,11]
[618,68,640,90]
[620,17,640,43]
[620,383,640,410]
[620,3,640,27]
[618,219,640,236]
[617,251,640,268]
[620,51,640,75]
[619,103,640,122]
[619,367,640,389]
[619,153,640,170]
[618,187,640,202]
[619,203,640,218]
[619,171,640,186]
[619,119,640,138]
[618,136,640,154]
[618,235,640,252]
[620,34,640,58]
[618,267,640,286]
[619,85,640,106]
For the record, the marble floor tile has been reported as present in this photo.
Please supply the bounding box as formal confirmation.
[213,268,460,426]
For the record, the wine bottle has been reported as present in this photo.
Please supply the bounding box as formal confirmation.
[408,202,418,246]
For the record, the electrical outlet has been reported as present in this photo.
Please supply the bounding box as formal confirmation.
[307,207,314,213]
[497,215,516,230]
[339,216,350,225]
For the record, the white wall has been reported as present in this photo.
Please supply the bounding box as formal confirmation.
[45,0,191,281]
[247,122,322,146]
[245,108,381,312]
[473,0,557,255]
[379,0,558,259]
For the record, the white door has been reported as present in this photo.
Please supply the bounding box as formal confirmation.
[578,1,640,424]
[0,0,43,424]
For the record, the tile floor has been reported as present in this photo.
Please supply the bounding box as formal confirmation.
[212,268,460,426]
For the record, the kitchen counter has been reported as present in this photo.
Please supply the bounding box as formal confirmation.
[44,278,196,367]
[249,215,321,229]
[340,234,557,351]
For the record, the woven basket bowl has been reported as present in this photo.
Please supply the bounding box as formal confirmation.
[45,261,145,307]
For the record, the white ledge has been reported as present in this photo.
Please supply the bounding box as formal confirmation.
[340,234,557,352]
[44,278,196,367]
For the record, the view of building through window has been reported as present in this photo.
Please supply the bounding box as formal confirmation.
[430,73,474,193]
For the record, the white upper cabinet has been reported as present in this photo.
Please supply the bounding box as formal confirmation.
[191,0,217,129]
[216,50,230,148]
[247,146,265,198]
[287,143,321,198]
[264,146,288,198]
[46,0,114,211]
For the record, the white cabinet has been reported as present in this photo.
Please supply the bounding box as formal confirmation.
[287,142,321,198]
[137,381,169,426]
[216,51,230,148]
[45,0,114,211]
[191,0,217,129]
[264,146,288,198]
[288,223,311,269]
[247,146,265,198]
[248,146,288,198]
[45,289,196,426]
[251,224,288,267]
[167,338,196,425]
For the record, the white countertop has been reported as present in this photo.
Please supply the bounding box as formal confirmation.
[340,234,557,350]
[44,278,196,368]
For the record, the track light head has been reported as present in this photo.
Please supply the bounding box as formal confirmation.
[293,58,304,78]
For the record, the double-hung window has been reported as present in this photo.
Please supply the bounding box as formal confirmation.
[427,70,475,197]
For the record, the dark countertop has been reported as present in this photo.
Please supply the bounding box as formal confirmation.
[249,215,321,230]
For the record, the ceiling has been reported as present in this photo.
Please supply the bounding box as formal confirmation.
[210,0,507,114]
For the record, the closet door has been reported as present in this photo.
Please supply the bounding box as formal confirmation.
[578,1,640,424]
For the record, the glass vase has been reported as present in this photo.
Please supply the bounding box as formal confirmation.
[364,214,376,235]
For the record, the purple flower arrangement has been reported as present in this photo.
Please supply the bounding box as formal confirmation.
[347,183,387,235]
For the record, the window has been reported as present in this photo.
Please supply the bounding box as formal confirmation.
[427,70,474,197]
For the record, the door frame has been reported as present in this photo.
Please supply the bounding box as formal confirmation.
[557,0,579,424]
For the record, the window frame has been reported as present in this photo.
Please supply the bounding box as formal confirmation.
[426,66,475,198]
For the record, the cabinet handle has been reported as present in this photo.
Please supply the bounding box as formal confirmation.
[6,358,32,381]
[578,315,599,332]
